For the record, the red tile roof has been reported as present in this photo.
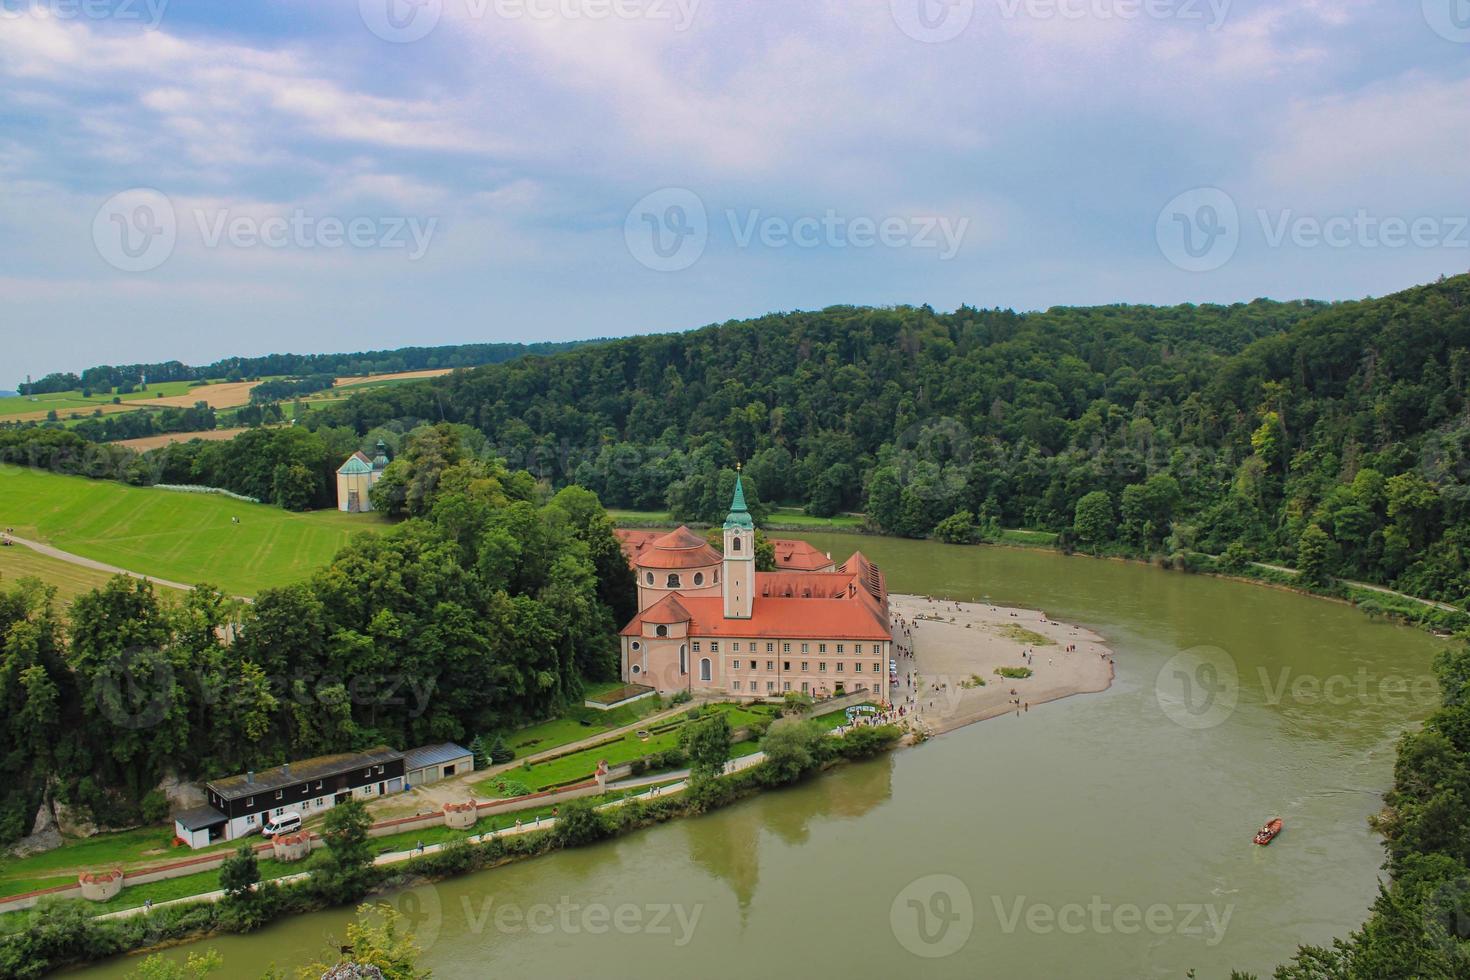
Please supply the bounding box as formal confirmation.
[769,538,834,571]
[621,555,890,641]
[614,525,723,570]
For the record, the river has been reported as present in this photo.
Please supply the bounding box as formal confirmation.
[71,537,1445,979]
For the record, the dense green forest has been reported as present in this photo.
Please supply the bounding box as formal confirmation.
[299,275,1470,605]
[15,338,600,395]
[0,425,632,841]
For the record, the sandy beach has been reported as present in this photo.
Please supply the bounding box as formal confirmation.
[888,593,1114,736]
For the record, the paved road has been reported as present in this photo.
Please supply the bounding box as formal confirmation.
[1246,560,1461,613]
[3,534,252,601]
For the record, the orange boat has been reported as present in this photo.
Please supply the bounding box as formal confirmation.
[1253,818,1283,846]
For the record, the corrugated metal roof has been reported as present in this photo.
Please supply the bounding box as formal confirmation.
[208,746,403,800]
[403,742,473,771]
[173,804,227,831]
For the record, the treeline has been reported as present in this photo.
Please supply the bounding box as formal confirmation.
[248,374,335,403]
[70,402,218,444]
[17,339,600,395]
[298,275,1470,605]
[0,426,632,843]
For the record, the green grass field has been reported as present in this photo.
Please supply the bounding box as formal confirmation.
[0,544,183,604]
[0,381,210,419]
[0,469,386,596]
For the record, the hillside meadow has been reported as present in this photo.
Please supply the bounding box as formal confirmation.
[0,468,386,595]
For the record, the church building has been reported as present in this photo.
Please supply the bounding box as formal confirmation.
[618,477,892,701]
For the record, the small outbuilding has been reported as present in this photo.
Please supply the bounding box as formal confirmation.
[336,441,390,513]
[404,742,474,787]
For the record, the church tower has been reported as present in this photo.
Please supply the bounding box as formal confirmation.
[722,471,755,620]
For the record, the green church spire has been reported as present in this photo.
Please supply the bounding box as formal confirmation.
[724,469,754,529]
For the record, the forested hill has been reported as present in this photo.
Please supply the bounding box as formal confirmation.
[16,338,602,395]
[303,274,1470,604]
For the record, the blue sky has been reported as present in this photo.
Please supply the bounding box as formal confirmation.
[2,0,1468,382]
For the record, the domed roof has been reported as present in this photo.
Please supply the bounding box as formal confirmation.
[635,525,723,570]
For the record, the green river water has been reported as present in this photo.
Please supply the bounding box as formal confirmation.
[71,537,1446,979]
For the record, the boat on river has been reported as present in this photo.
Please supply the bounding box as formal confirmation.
[1254,818,1283,845]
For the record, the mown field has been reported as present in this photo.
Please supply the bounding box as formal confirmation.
[0,380,208,419]
[0,469,386,596]
[0,544,183,604]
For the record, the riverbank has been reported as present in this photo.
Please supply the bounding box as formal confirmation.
[890,594,1114,736]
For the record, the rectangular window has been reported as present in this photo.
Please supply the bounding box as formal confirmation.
[819,643,827,653]
[710,642,719,653]
[732,642,741,652]
[766,681,775,692]
[766,661,774,671]
[733,681,742,691]
[246,796,254,807]
[784,661,791,671]
[783,643,791,653]
[801,661,809,672]
[837,644,844,653]
[873,662,881,673]
[247,814,256,825]
[275,790,283,800]
[801,643,810,653]
[836,663,845,672]
[801,682,809,694]
[819,663,827,672]
[692,642,701,652]
[855,662,863,671]
[783,681,791,692]
[749,660,757,670]
[766,642,774,653]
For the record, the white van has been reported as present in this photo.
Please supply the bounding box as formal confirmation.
[262,811,302,838]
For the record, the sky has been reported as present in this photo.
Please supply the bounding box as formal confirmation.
[1,0,1468,383]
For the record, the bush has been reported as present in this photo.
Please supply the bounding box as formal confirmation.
[139,790,169,824]
[553,800,611,847]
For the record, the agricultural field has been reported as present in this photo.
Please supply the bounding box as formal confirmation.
[0,469,385,596]
[0,543,182,604]
[0,380,211,421]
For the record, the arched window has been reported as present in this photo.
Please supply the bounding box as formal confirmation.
[731,536,742,552]
[666,573,681,588]
[693,572,704,586]
[700,658,712,681]
[679,645,688,674]
[645,571,654,585]
[655,625,668,638]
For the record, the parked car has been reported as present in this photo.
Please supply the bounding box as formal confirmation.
[262,811,302,838]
